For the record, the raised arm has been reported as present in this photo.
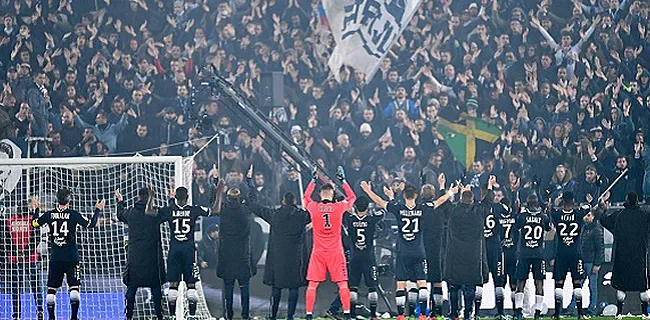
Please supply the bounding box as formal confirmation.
[337,166,356,210]
[303,169,319,208]
[145,187,157,217]
[576,15,600,48]
[74,113,92,129]
[210,165,226,216]
[32,207,50,229]
[212,179,226,216]
[87,199,105,228]
[114,112,129,133]
[359,181,389,209]
[115,189,128,223]
[530,14,558,49]
[432,173,458,207]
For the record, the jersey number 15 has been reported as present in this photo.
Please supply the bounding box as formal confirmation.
[173,218,191,234]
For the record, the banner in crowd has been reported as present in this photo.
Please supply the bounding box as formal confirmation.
[437,116,502,168]
[0,139,22,201]
[323,0,423,81]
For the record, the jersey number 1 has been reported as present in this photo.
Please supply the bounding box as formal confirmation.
[322,213,331,228]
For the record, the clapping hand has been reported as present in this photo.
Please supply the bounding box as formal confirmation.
[336,166,346,182]
[247,165,254,179]
[383,185,394,199]
[449,183,460,195]
[30,198,41,210]
[95,199,106,210]
[488,175,497,188]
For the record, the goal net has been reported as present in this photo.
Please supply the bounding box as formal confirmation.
[0,156,214,320]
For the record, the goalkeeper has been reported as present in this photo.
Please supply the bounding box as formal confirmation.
[2,199,44,320]
[116,187,166,320]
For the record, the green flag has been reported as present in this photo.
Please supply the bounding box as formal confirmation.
[436,116,502,168]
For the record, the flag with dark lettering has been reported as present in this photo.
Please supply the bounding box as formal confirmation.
[0,139,22,201]
[324,0,422,81]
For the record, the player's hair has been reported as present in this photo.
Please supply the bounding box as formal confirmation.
[175,186,189,203]
[420,184,435,199]
[403,185,418,200]
[320,183,334,192]
[561,191,574,205]
[625,191,639,207]
[283,192,296,205]
[355,196,370,212]
[461,190,474,203]
[526,194,539,209]
[56,188,72,205]
[137,187,150,200]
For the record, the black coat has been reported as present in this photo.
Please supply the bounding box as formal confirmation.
[117,200,166,287]
[217,199,256,280]
[444,201,489,285]
[251,203,311,289]
[600,204,650,291]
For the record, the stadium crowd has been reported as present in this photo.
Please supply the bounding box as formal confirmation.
[0,0,649,209]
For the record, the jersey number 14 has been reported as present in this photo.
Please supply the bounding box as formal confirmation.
[51,221,70,237]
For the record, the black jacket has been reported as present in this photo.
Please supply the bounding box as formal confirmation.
[250,202,311,288]
[117,200,166,287]
[580,221,604,266]
[217,182,256,280]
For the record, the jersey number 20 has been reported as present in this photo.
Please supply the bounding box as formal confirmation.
[523,225,543,240]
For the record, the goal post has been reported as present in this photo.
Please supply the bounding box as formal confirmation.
[0,156,213,320]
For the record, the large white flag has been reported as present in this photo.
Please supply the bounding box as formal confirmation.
[0,139,22,201]
[323,0,422,82]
